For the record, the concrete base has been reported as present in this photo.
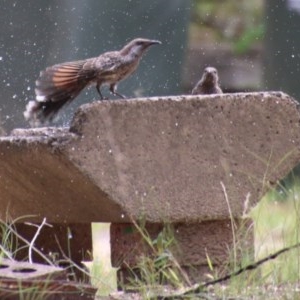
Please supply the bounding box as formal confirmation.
[111,219,253,285]
[1,93,300,223]
[0,92,300,287]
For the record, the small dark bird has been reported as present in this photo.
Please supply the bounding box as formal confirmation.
[191,66,223,95]
[24,38,161,125]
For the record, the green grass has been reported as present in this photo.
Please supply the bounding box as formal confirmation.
[212,177,300,299]
[251,177,300,284]
[1,177,300,298]
[89,177,300,298]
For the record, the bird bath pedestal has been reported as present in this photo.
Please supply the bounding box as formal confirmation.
[1,92,300,285]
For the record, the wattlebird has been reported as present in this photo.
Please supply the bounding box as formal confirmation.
[24,38,161,125]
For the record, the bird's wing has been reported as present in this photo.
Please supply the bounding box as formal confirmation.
[35,59,96,103]
[88,52,126,76]
[26,59,97,124]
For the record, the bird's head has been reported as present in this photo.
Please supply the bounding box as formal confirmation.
[202,67,219,84]
[120,38,161,57]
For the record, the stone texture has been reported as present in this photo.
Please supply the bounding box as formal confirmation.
[110,219,253,267]
[0,128,123,223]
[67,92,300,222]
[1,92,300,223]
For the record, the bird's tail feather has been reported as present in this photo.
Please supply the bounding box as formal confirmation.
[24,59,94,126]
[24,94,74,127]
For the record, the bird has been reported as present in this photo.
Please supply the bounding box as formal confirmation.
[24,38,161,125]
[191,66,223,95]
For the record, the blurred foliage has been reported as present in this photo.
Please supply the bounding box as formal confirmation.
[251,176,300,283]
[233,24,264,54]
[191,0,264,53]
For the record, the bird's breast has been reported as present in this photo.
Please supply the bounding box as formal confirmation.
[97,57,140,84]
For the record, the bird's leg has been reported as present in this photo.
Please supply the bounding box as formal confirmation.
[109,84,126,99]
[96,83,105,100]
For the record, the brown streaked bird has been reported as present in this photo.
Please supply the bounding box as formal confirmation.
[24,38,161,125]
[191,66,223,95]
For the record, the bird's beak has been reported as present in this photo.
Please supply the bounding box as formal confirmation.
[149,40,162,45]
